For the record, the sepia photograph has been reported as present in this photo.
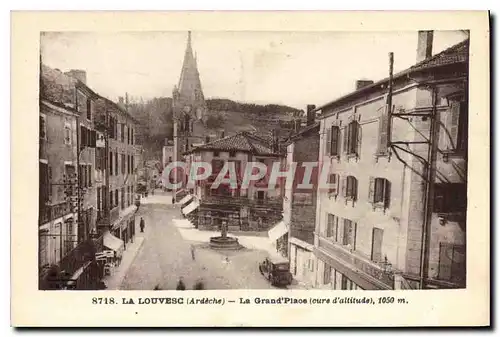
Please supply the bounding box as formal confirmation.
[11,11,489,327]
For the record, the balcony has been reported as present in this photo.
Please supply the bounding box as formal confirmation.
[203,195,282,208]
[39,201,72,225]
[317,236,394,289]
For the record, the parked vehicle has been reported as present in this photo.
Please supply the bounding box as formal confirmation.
[259,256,293,287]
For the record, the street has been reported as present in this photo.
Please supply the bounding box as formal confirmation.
[120,192,276,290]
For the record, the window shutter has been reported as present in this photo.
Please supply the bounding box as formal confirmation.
[80,125,85,148]
[356,123,362,156]
[371,227,384,262]
[333,174,339,196]
[384,179,391,209]
[368,176,375,203]
[341,175,347,197]
[353,177,358,201]
[378,110,389,154]
[342,127,348,154]
[352,222,357,250]
[332,126,340,156]
[325,127,332,156]
[48,166,52,199]
[448,102,461,151]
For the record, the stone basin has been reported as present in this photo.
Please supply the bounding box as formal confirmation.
[209,236,241,250]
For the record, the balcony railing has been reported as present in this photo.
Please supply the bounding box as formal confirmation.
[39,201,71,225]
[203,195,282,208]
[318,237,394,288]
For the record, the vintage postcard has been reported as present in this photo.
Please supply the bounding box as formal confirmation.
[11,11,490,327]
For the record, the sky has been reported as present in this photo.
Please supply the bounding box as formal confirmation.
[41,30,468,110]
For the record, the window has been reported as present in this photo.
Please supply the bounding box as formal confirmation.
[110,191,114,209]
[131,156,135,173]
[39,230,48,267]
[326,214,339,241]
[131,128,134,145]
[97,187,101,211]
[115,190,118,208]
[86,99,92,121]
[64,124,71,145]
[438,242,465,284]
[342,219,357,250]
[109,151,113,175]
[342,175,358,201]
[434,183,467,213]
[115,152,118,176]
[371,228,384,262]
[343,121,361,156]
[369,177,391,209]
[229,151,236,157]
[257,191,265,200]
[442,100,468,153]
[121,153,126,174]
[377,108,389,155]
[213,150,220,157]
[40,115,47,139]
[121,188,125,209]
[211,159,224,174]
[323,265,332,284]
[88,164,92,187]
[39,162,50,208]
[326,125,340,156]
[327,173,339,196]
[121,124,125,142]
[64,221,74,255]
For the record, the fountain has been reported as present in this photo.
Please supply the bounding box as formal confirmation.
[209,221,241,250]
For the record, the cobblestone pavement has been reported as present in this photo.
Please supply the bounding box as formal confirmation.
[121,193,277,290]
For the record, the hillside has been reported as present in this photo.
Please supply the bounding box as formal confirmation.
[128,97,303,160]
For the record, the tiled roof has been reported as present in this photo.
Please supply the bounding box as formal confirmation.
[188,131,282,156]
[314,38,469,114]
[409,39,469,72]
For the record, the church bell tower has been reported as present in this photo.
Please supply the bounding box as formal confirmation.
[172,31,208,197]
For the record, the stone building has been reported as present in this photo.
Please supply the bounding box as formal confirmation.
[182,131,284,233]
[313,32,468,290]
[282,105,320,287]
[94,96,142,254]
[39,65,102,290]
[172,32,213,200]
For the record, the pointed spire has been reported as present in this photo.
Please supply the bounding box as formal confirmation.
[177,31,206,106]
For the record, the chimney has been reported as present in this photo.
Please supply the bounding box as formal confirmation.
[416,30,434,63]
[306,105,316,126]
[65,69,87,84]
[355,80,374,90]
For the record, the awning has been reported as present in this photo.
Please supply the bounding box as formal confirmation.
[268,221,289,241]
[182,200,200,215]
[103,232,124,256]
[178,194,194,206]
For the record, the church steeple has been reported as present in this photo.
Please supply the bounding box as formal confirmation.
[177,31,205,105]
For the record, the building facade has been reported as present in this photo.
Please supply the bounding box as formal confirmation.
[39,64,142,290]
[313,33,468,290]
[39,66,102,290]
[182,132,285,234]
[283,105,320,287]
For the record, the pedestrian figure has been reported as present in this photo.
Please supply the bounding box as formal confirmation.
[140,217,145,233]
[176,277,186,290]
[193,279,205,290]
[190,244,196,261]
[171,196,175,204]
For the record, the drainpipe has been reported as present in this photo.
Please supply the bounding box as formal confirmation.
[418,85,439,289]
